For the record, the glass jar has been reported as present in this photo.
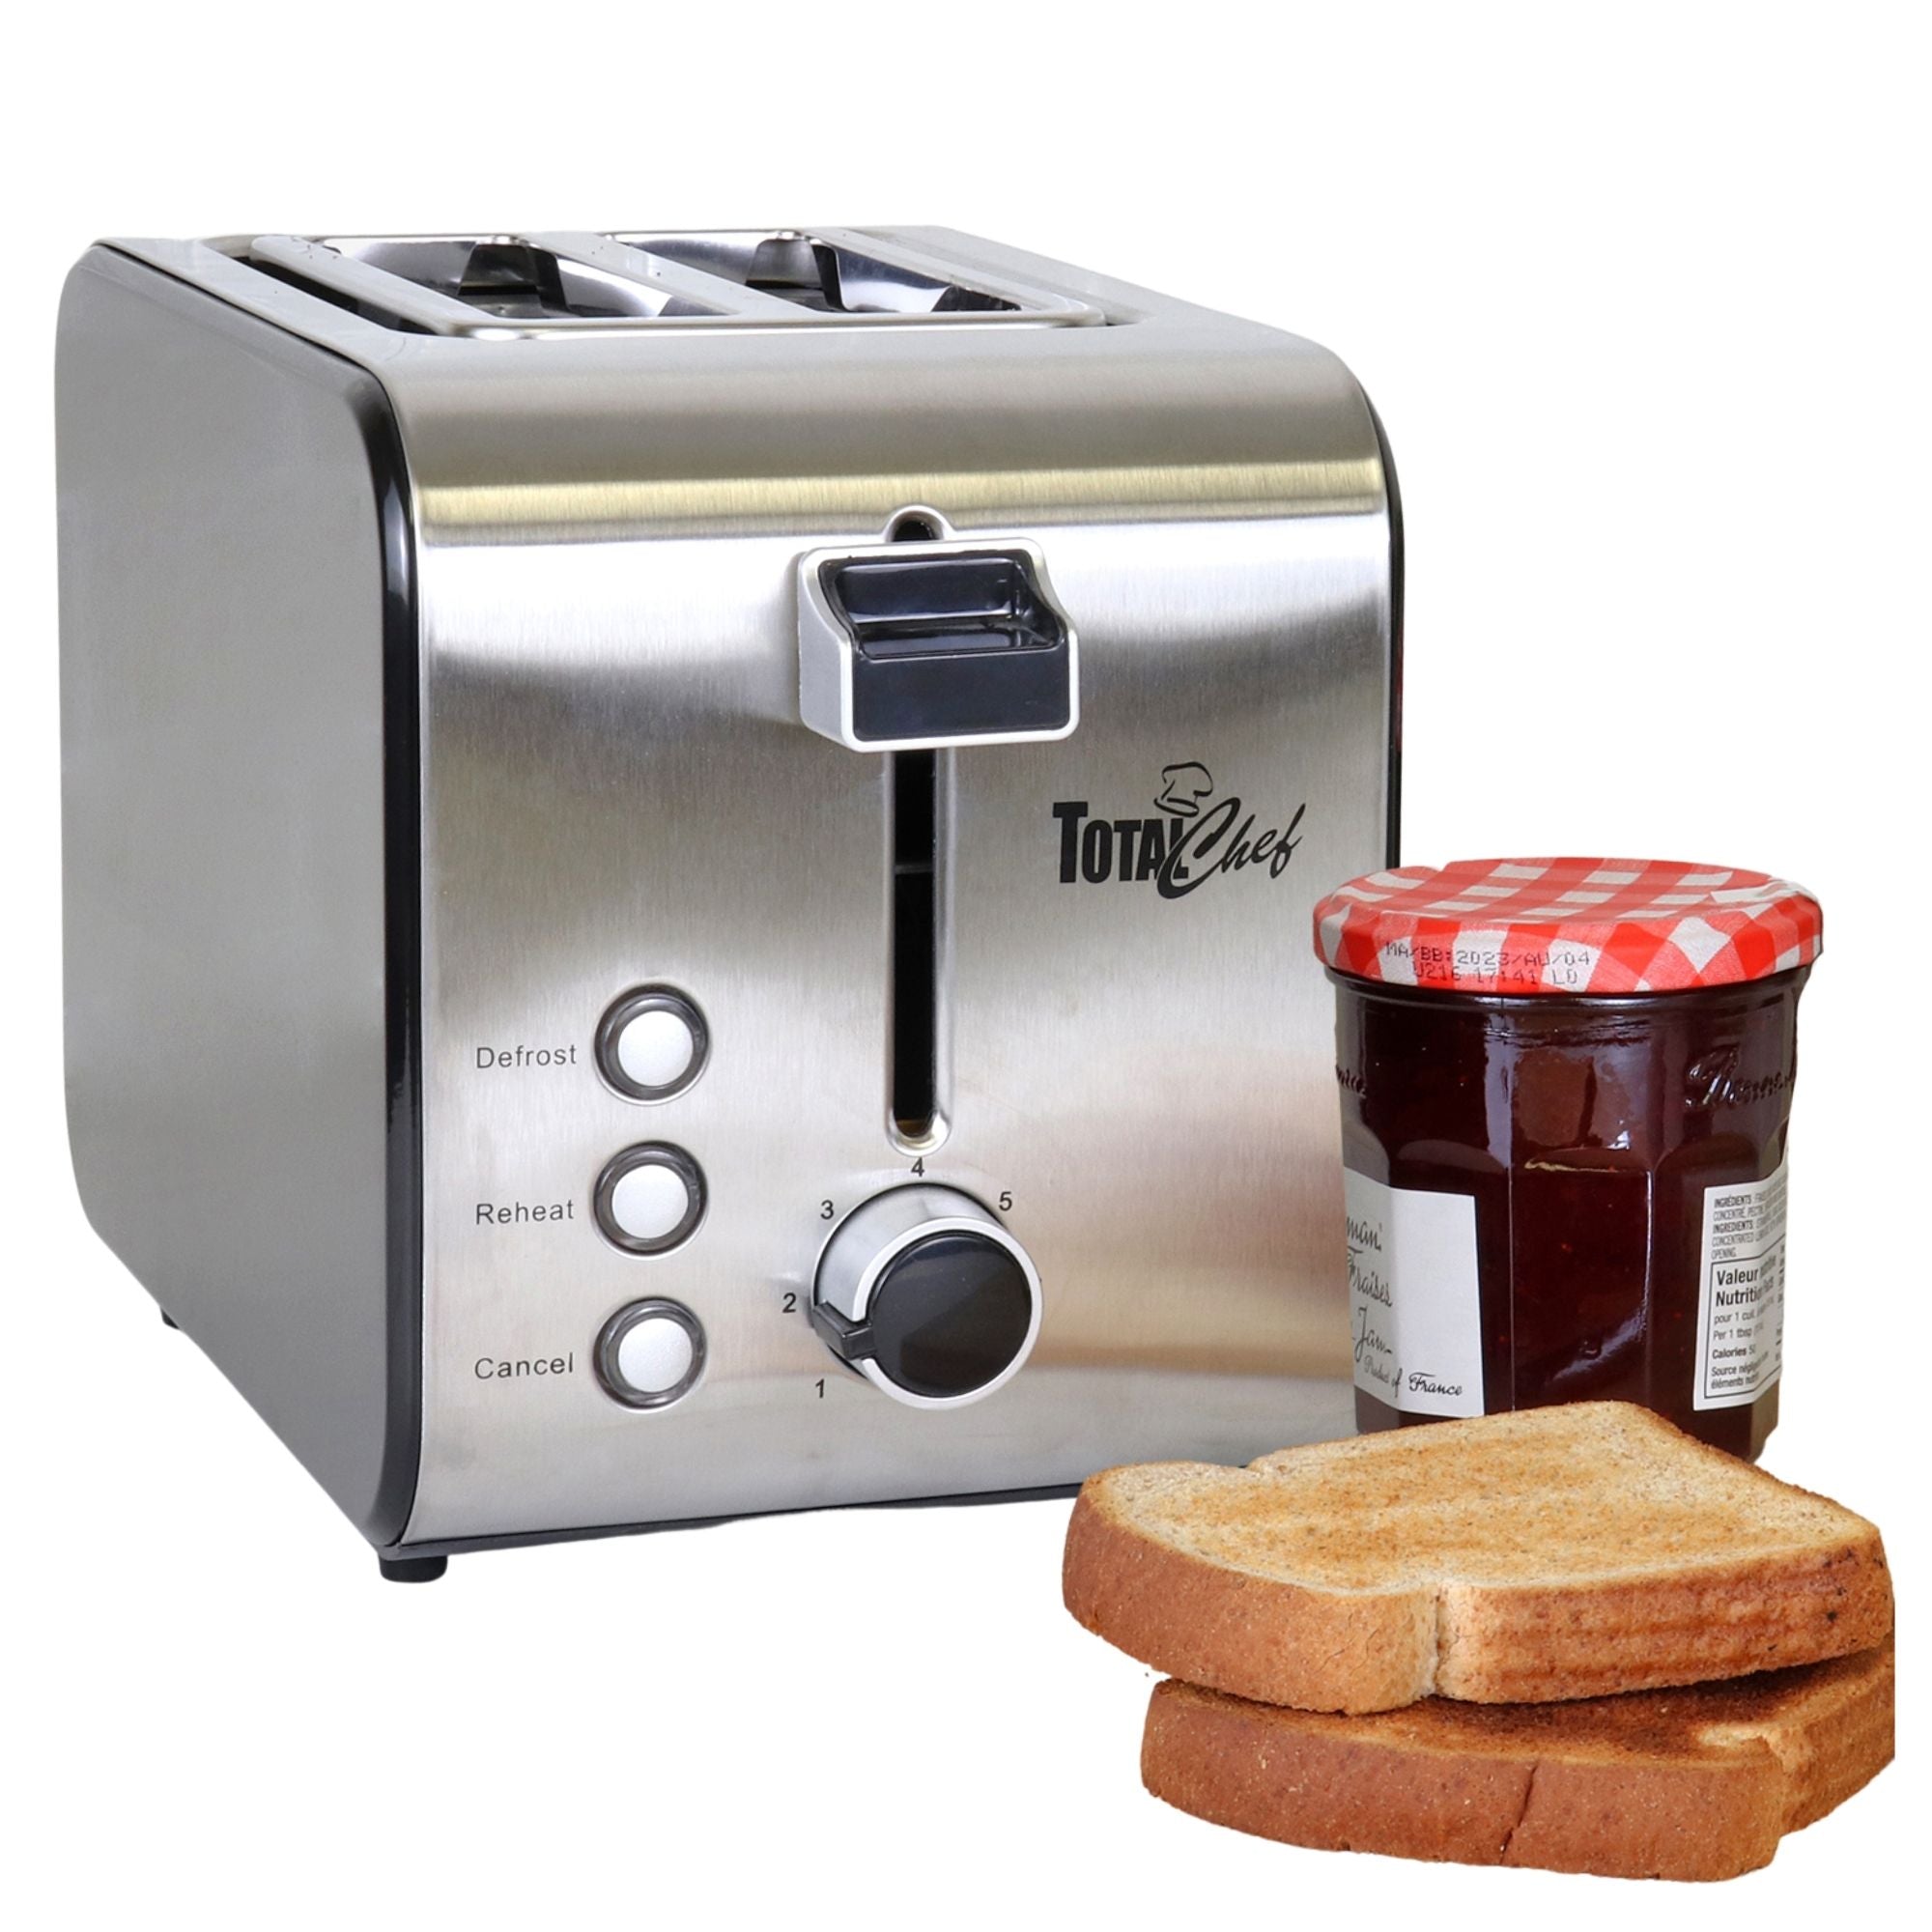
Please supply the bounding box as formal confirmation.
[1314,859,1822,1458]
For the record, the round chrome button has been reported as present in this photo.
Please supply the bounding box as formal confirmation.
[593,1144,706,1255]
[596,1298,706,1409]
[619,1315,694,1390]
[612,1163,689,1239]
[618,1009,696,1091]
[596,987,709,1102]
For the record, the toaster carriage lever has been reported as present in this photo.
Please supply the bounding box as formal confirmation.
[797,538,1078,752]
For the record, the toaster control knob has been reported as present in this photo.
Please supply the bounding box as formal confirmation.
[810,1186,1041,1407]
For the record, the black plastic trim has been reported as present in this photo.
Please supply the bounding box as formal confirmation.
[1367,394,1404,868]
[363,378,425,1547]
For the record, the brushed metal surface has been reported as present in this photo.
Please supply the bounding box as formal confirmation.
[81,229,1394,1548]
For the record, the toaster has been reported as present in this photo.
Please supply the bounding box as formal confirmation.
[58,228,1400,1578]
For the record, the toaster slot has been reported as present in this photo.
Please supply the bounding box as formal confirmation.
[248,234,740,331]
[611,228,1019,316]
[242,229,1101,332]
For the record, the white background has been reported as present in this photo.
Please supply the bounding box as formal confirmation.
[5,6,1922,1925]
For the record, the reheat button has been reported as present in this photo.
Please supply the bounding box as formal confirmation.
[594,1144,706,1255]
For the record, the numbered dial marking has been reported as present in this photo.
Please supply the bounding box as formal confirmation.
[810,1186,1041,1409]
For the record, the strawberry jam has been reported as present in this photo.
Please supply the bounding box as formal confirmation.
[1314,860,1823,1459]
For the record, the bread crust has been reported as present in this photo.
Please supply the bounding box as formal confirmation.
[1436,1539,1893,1703]
[1141,1643,1894,1881]
[1064,1482,1436,1713]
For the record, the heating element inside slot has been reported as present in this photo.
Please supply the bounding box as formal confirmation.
[890,748,948,1147]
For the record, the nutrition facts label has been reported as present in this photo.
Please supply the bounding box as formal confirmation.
[1694,1159,1788,1409]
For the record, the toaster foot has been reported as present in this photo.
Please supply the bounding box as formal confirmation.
[378,1553,447,1584]
[159,1310,179,1330]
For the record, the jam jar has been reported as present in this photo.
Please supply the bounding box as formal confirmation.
[1313,858,1823,1459]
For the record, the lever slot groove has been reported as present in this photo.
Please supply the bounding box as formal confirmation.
[888,749,951,1150]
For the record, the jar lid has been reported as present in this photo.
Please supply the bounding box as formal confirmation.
[1313,858,1822,995]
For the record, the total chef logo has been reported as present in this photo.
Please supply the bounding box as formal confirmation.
[1051,762,1307,899]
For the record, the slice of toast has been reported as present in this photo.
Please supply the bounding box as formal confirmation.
[1064,1403,1890,1711]
[1140,1640,1895,1881]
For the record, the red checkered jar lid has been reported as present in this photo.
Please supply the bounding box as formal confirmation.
[1313,858,1823,996]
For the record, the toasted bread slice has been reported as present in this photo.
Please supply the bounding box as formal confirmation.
[1064,1403,1889,1711]
[1141,1640,1894,1881]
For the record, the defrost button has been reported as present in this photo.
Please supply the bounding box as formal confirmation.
[594,1144,706,1255]
[597,987,709,1101]
[618,1008,696,1091]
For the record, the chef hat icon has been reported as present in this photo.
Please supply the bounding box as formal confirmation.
[1156,761,1213,818]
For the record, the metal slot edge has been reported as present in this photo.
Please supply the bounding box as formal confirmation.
[522,231,806,321]
[246,230,1102,335]
[249,235,499,334]
[809,226,1100,326]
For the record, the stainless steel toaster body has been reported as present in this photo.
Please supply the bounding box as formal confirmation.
[58,229,1399,1573]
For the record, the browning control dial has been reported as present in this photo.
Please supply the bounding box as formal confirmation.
[810,1186,1041,1408]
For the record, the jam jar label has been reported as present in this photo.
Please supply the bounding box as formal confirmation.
[1344,1170,1485,1418]
[1694,1158,1788,1409]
